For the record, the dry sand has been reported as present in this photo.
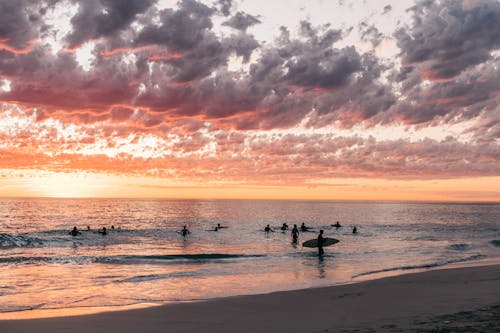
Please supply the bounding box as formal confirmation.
[2,264,500,333]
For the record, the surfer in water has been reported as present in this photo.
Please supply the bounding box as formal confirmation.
[264,224,274,232]
[291,224,299,243]
[181,225,190,236]
[317,229,325,256]
[281,223,289,231]
[352,226,357,234]
[99,227,107,235]
[300,223,309,232]
[333,221,341,228]
[69,226,81,236]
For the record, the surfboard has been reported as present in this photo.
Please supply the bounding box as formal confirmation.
[302,237,339,248]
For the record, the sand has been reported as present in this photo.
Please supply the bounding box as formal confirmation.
[2,264,500,333]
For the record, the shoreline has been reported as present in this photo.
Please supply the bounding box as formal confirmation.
[3,256,499,321]
[2,263,500,332]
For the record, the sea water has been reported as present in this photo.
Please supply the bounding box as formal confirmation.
[0,198,498,318]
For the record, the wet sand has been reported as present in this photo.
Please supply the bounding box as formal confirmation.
[2,264,500,333]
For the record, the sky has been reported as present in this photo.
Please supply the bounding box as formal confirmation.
[0,0,498,201]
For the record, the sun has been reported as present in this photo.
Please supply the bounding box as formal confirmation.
[30,172,106,198]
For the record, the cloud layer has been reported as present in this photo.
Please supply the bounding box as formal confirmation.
[0,0,498,184]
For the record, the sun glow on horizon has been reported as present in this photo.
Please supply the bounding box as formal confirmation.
[0,169,498,202]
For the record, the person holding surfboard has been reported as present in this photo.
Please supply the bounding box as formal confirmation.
[317,230,325,256]
[264,224,274,232]
[181,225,190,236]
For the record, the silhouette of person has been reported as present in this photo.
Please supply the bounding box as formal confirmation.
[281,223,289,230]
[264,224,274,232]
[352,226,357,234]
[317,230,325,256]
[99,227,107,235]
[333,221,341,228]
[181,225,190,236]
[300,223,308,232]
[291,224,299,243]
[86,225,91,231]
[69,226,80,236]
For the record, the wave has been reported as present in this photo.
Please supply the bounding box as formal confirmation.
[0,253,266,265]
[0,233,43,249]
[97,253,266,264]
[446,243,471,251]
[352,254,486,278]
[116,271,203,283]
[490,240,500,247]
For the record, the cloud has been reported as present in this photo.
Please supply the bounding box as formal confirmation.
[222,11,261,31]
[395,0,500,80]
[0,0,45,50]
[65,0,155,49]
[0,0,498,185]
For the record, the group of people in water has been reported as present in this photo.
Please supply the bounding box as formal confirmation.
[69,225,116,236]
[265,221,357,234]
[264,221,358,256]
[69,221,357,256]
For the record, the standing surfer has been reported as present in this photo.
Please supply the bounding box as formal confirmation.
[181,225,190,236]
[291,224,299,243]
[317,230,324,256]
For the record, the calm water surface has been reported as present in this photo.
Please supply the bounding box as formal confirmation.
[0,199,499,318]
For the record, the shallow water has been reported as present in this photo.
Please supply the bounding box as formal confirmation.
[0,198,498,317]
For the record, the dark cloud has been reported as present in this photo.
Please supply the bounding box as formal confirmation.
[359,22,384,47]
[395,0,500,80]
[66,0,155,48]
[0,0,49,49]
[135,0,214,51]
[217,0,232,16]
[222,11,261,31]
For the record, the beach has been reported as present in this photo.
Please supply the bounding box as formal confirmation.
[2,264,499,333]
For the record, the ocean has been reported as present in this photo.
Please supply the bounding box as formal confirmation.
[0,198,499,318]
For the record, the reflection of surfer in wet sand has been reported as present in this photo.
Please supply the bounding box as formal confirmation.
[181,225,190,236]
[291,224,299,243]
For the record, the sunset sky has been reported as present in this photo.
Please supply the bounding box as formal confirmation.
[0,0,498,201]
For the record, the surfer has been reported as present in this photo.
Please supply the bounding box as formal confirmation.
[181,225,190,236]
[99,227,107,235]
[300,223,309,232]
[352,226,357,234]
[264,224,274,232]
[291,224,299,242]
[333,221,341,228]
[69,226,81,236]
[281,223,289,231]
[317,230,325,256]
